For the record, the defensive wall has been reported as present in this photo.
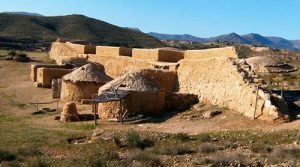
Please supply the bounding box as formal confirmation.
[48,41,289,121]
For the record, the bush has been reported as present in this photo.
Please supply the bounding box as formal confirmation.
[199,143,218,154]
[89,150,121,167]
[113,135,123,148]
[198,134,211,142]
[250,144,273,154]
[174,133,190,141]
[196,152,249,166]
[125,131,154,149]
[270,147,300,164]
[128,149,160,166]
[160,144,194,155]
[8,50,17,57]
[0,150,16,162]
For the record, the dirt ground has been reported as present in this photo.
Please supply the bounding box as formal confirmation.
[0,51,299,135]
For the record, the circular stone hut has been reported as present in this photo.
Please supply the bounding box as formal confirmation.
[97,70,165,119]
[61,63,112,102]
[245,56,297,73]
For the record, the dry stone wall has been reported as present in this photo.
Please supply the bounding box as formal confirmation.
[177,57,288,121]
[36,68,73,88]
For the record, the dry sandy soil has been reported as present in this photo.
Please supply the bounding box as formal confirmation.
[0,51,299,135]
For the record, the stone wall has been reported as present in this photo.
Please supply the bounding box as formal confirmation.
[36,68,73,88]
[61,81,102,102]
[96,46,132,57]
[132,48,184,62]
[31,64,70,82]
[139,68,177,92]
[66,42,96,54]
[184,46,237,59]
[176,57,288,121]
[88,54,149,78]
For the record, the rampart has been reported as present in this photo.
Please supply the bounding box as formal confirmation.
[176,58,288,121]
[132,48,184,62]
[184,47,237,59]
[96,46,132,57]
[66,42,96,54]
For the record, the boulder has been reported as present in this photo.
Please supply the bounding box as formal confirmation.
[60,102,79,122]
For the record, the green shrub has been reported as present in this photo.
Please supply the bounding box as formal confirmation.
[113,135,123,148]
[89,150,121,167]
[160,144,194,155]
[199,143,218,154]
[125,131,154,149]
[128,149,160,166]
[174,133,190,141]
[198,134,211,142]
[0,150,16,162]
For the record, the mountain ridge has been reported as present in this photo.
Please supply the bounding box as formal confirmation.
[148,32,300,51]
[0,13,162,49]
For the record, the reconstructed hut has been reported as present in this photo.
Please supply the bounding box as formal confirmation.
[61,63,112,102]
[246,56,297,73]
[97,70,165,119]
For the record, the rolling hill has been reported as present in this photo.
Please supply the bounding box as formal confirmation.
[148,32,300,51]
[0,13,162,49]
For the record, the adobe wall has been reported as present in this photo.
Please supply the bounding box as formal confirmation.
[36,68,73,88]
[98,91,165,119]
[96,46,132,57]
[132,48,184,62]
[88,55,149,78]
[31,64,70,82]
[176,57,288,121]
[66,42,96,54]
[184,46,238,59]
[138,68,177,92]
[61,81,102,102]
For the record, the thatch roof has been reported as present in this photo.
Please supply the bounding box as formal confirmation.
[63,63,112,84]
[98,70,160,93]
[245,56,283,67]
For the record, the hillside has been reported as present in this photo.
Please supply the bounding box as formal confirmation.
[148,32,300,51]
[0,13,162,49]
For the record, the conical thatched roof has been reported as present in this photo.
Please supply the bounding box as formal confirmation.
[245,56,282,67]
[63,63,112,84]
[98,70,160,93]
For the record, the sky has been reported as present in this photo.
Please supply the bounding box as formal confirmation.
[0,0,299,39]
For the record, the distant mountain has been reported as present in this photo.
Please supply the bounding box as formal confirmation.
[2,12,44,17]
[124,27,142,32]
[207,33,251,44]
[148,32,300,51]
[0,13,162,49]
[148,32,206,42]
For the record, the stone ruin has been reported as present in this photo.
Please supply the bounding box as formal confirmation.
[30,39,293,122]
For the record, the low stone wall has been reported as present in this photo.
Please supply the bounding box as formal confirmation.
[31,64,70,82]
[177,57,289,121]
[36,68,73,88]
[132,48,184,62]
[184,46,237,59]
[165,92,199,111]
[96,46,132,57]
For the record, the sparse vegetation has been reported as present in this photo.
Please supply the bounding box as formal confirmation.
[174,132,190,141]
[198,143,218,154]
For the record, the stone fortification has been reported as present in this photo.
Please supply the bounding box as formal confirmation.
[184,47,237,59]
[96,46,132,57]
[176,57,289,121]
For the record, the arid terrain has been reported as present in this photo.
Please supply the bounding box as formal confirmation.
[0,50,299,166]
